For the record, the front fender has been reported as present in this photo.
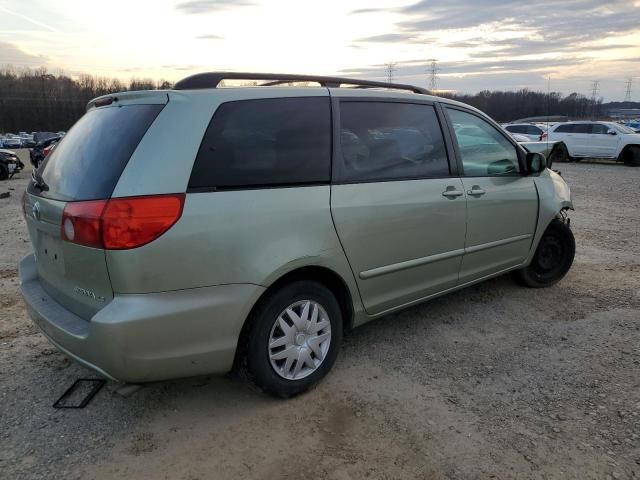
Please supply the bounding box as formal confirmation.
[526,169,573,264]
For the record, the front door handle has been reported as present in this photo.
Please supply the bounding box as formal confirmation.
[442,187,464,198]
[467,185,486,196]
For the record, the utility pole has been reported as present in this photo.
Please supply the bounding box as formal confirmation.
[384,62,396,83]
[590,80,600,119]
[428,59,439,94]
[624,77,632,102]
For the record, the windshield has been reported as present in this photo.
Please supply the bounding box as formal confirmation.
[612,123,636,134]
[36,104,163,201]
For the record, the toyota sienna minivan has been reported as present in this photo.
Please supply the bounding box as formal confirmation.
[20,73,575,398]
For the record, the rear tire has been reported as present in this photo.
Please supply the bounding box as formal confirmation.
[243,281,342,398]
[0,164,8,181]
[516,219,575,288]
[548,142,569,165]
[619,146,640,166]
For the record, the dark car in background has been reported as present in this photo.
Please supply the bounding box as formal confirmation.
[30,136,61,169]
[0,149,24,180]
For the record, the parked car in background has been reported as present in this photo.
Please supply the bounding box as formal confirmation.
[508,132,531,142]
[20,72,575,398]
[622,120,640,133]
[547,121,640,165]
[503,123,547,141]
[0,149,24,180]
[3,136,23,149]
[505,130,570,165]
[30,136,61,169]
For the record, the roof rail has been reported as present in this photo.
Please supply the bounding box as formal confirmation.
[173,72,428,94]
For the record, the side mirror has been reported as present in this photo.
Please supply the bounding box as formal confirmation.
[526,152,547,174]
[607,129,617,135]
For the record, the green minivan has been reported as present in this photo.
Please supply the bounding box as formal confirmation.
[20,73,575,397]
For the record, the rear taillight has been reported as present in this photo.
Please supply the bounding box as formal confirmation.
[102,195,185,249]
[61,194,185,250]
[43,145,53,157]
[540,132,548,141]
[61,200,107,248]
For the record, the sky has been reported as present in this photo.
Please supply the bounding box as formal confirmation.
[0,0,639,100]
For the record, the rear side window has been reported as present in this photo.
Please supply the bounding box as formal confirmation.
[336,102,449,182]
[189,97,331,190]
[526,125,543,135]
[554,124,574,133]
[37,104,164,201]
[591,124,608,134]
[506,125,526,134]
[573,124,591,134]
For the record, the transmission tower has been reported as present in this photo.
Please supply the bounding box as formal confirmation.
[384,62,396,83]
[590,80,600,119]
[625,77,632,102]
[428,59,439,93]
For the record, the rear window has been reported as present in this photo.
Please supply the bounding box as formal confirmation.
[506,125,526,134]
[36,104,163,201]
[188,97,331,190]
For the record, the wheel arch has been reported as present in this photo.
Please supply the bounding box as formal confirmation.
[617,144,640,165]
[232,265,356,370]
[528,169,574,265]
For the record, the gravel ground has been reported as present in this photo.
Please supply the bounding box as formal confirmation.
[1,151,639,480]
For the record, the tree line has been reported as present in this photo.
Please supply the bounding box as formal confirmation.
[0,67,171,133]
[0,66,628,132]
[443,89,605,123]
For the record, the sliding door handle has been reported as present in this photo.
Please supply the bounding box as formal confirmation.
[442,187,464,198]
[467,186,486,196]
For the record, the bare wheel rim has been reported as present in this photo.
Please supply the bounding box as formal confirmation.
[268,300,332,381]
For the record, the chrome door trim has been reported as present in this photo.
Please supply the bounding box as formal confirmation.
[359,248,465,280]
[465,233,533,254]
[359,233,532,280]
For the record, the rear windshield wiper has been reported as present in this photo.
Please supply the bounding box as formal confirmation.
[31,170,49,192]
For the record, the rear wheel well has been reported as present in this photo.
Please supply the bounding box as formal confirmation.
[618,145,640,165]
[233,266,355,370]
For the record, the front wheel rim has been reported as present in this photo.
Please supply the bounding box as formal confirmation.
[532,234,565,278]
[268,300,332,381]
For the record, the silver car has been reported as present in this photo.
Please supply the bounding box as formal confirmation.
[20,73,575,398]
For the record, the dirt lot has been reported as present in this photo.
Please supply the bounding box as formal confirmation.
[1,151,639,480]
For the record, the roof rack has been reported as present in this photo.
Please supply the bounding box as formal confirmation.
[173,72,428,94]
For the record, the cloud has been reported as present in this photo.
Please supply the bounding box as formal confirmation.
[159,64,200,71]
[0,41,48,67]
[397,0,640,42]
[175,0,254,14]
[350,33,432,46]
[195,34,224,40]
[349,8,386,14]
[0,5,58,32]
[340,56,584,80]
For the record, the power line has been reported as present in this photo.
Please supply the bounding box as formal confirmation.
[624,77,632,102]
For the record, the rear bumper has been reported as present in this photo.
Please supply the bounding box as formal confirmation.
[19,254,265,383]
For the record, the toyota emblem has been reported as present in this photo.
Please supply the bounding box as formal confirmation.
[32,201,41,221]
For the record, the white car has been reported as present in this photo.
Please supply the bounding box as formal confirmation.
[508,132,531,142]
[503,123,546,141]
[547,121,640,166]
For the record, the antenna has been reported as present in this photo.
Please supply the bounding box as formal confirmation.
[625,77,632,102]
[428,59,439,94]
[384,62,396,83]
